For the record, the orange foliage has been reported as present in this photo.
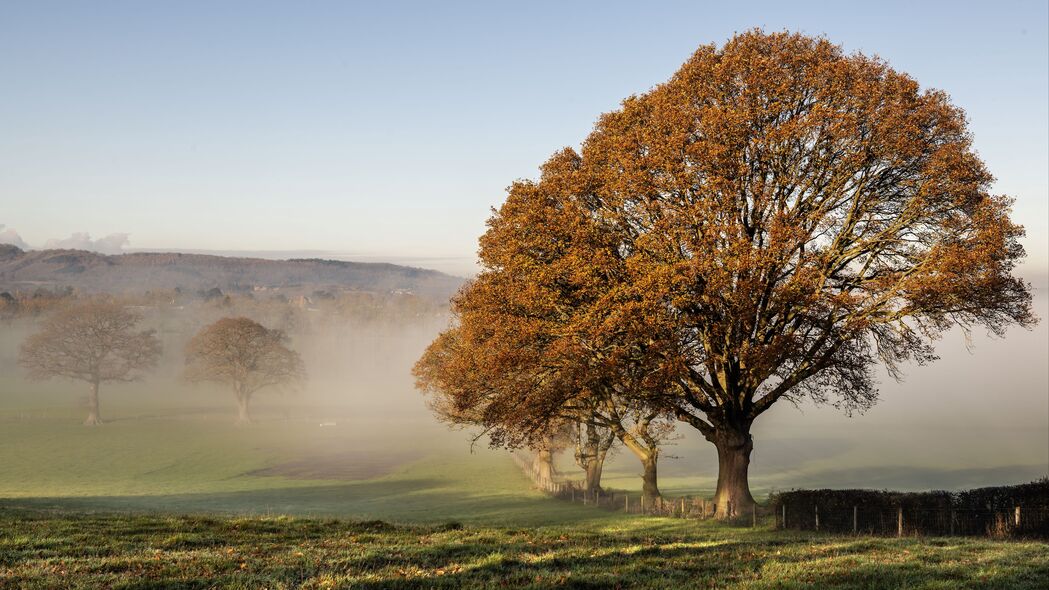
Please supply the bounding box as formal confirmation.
[416,31,1034,514]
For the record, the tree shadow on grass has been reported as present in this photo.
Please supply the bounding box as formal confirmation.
[0,477,630,527]
[328,535,1049,590]
[3,507,1047,590]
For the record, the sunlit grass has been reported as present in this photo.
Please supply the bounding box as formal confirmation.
[0,508,1045,589]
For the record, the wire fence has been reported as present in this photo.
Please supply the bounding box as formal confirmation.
[510,451,754,521]
[512,452,1049,538]
[774,503,1049,538]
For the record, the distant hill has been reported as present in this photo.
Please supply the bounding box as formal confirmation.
[0,245,464,301]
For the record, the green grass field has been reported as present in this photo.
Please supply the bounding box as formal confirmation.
[3,508,1047,589]
[0,379,618,526]
[1,379,1047,588]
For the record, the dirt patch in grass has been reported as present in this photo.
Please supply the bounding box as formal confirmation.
[247,450,423,480]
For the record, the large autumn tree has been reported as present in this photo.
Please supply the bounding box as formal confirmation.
[184,317,305,424]
[421,30,1034,518]
[20,300,162,425]
[572,31,1034,515]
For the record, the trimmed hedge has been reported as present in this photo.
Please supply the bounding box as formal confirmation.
[768,479,1049,538]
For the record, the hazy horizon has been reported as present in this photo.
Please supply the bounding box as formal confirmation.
[0,245,1044,287]
[2,1,1047,281]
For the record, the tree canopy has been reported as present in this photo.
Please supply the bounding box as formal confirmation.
[185,317,305,424]
[20,300,161,425]
[416,30,1034,516]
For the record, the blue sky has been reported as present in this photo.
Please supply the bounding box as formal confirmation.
[1,1,1046,277]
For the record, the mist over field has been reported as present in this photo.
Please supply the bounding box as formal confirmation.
[0,288,513,521]
[0,281,1044,514]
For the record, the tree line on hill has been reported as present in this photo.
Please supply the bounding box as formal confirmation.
[0,245,464,301]
[0,284,445,330]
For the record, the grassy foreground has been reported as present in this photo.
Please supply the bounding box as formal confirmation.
[1,386,1047,587]
[1,508,1047,589]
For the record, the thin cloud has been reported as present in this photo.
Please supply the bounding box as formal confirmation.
[44,232,130,255]
[0,225,29,249]
[0,226,131,254]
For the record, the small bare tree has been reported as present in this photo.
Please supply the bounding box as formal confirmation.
[184,317,305,424]
[20,300,162,425]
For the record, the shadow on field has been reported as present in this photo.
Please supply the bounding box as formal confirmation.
[343,535,1049,589]
[2,507,1046,589]
[245,450,426,481]
[0,476,625,526]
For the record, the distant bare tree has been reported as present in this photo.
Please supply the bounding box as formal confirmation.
[19,300,161,425]
[184,317,305,424]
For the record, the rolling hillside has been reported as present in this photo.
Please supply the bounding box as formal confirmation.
[0,245,464,300]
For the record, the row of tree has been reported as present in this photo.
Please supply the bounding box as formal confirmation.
[18,301,304,425]
[2,285,445,331]
[413,31,1034,517]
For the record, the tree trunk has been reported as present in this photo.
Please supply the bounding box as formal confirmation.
[619,433,662,504]
[575,423,610,495]
[533,448,554,483]
[84,381,102,426]
[710,424,755,518]
[235,388,252,425]
[584,456,605,495]
[641,454,660,504]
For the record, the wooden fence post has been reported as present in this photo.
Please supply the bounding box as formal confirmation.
[752,504,756,527]
[1015,506,1021,528]
[782,504,786,529]
[897,507,903,538]
[640,495,646,514]
[950,510,955,536]
[853,505,857,534]
[815,505,819,531]
[681,498,685,517]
